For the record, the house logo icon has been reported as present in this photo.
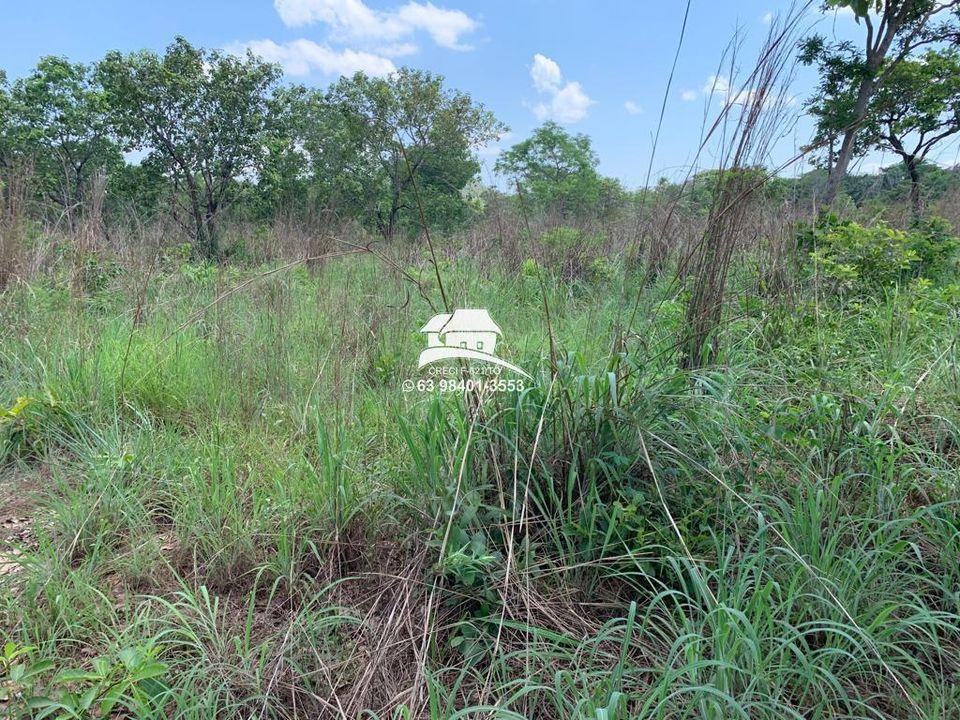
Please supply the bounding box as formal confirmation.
[418,308,530,378]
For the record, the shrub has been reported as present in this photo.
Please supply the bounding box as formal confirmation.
[537,226,606,280]
[805,216,959,293]
[0,395,63,465]
[907,215,960,277]
[520,257,543,279]
[586,256,617,283]
[539,226,583,252]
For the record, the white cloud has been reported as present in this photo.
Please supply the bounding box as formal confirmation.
[273,0,479,50]
[699,73,793,109]
[378,42,420,57]
[624,100,643,115]
[528,54,594,124]
[681,89,697,101]
[703,74,752,105]
[531,54,563,92]
[533,81,593,123]
[228,38,396,77]
[703,74,731,95]
[395,2,477,49]
[761,11,773,25]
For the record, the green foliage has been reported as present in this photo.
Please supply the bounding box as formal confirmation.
[0,643,54,705]
[5,24,960,716]
[2,254,960,717]
[906,214,960,276]
[1,642,167,719]
[325,68,504,239]
[806,216,958,292]
[96,37,281,258]
[104,157,169,219]
[799,0,957,202]
[809,221,919,289]
[0,395,63,465]
[858,49,960,211]
[5,57,120,222]
[496,121,622,218]
[520,256,543,279]
[0,70,10,162]
[866,49,960,150]
[539,225,586,251]
[537,226,607,279]
[668,167,770,215]
[254,83,340,219]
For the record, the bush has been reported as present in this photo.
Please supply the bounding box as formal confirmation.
[805,216,959,293]
[537,226,606,280]
[907,215,960,277]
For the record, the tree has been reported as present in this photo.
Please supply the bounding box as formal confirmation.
[860,49,960,214]
[257,83,359,223]
[6,58,120,228]
[495,122,606,218]
[255,85,315,220]
[325,68,503,240]
[104,157,170,221]
[97,37,280,259]
[801,0,959,207]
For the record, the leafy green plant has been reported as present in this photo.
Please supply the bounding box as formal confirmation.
[907,215,960,277]
[1,643,167,719]
[805,216,959,294]
[808,220,916,291]
[1,643,54,705]
[537,226,606,279]
[0,394,62,465]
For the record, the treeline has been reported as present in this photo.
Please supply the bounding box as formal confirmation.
[0,36,641,262]
[2,34,959,264]
[0,37,505,259]
[657,163,960,217]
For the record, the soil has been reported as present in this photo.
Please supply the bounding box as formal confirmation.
[0,469,41,577]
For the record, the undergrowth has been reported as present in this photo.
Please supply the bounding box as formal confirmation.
[1,250,958,718]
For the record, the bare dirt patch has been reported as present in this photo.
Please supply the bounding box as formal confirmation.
[0,469,41,577]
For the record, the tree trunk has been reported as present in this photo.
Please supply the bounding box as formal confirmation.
[821,80,875,207]
[181,175,217,261]
[886,131,924,219]
[202,204,219,260]
[821,7,909,208]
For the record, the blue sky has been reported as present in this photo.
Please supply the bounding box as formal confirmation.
[4,0,959,187]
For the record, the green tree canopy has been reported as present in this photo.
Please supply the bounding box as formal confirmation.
[860,48,960,213]
[255,84,315,219]
[495,122,611,218]
[97,37,280,258]
[0,70,10,167]
[800,0,959,206]
[7,57,120,227]
[323,68,504,240]
[258,83,364,223]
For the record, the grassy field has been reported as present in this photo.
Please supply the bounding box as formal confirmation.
[1,245,960,718]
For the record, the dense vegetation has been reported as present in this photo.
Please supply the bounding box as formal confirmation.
[2,1,960,718]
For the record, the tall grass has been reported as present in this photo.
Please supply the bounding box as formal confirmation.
[1,242,958,718]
